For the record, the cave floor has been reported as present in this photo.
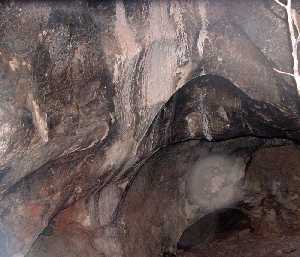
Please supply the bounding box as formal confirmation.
[177,230,300,257]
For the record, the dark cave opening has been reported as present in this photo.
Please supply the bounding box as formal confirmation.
[177,207,253,251]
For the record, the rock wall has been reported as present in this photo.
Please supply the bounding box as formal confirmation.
[0,1,299,257]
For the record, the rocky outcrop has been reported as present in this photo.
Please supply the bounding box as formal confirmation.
[0,1,299,257]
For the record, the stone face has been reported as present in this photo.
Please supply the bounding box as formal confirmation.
[245,144,300,235]
[116,139,251,257]
[0,0,299,257]
[175,144,300,257]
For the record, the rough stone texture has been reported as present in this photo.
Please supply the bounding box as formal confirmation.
[176,144,300,257]
[177,234,300,257]
[0,0,299,257]
[245,144,300,236]
[116,139,250,257]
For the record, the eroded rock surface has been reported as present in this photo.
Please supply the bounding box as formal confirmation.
[0,1,299,257]
[177,144,300,257]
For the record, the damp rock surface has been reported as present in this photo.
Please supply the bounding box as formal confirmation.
[177,144,300,257]
[0,1,300,257]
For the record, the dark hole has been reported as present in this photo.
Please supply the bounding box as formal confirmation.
[177,208,252,251]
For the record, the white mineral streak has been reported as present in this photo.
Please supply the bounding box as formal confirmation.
[72,123,109,153]
[141,42,177,107]
[114,1,209,160]
[170,2,189,66]
[28,94,49,143]
[102,133,136,172]
[199,91,213,141]
[9,57,19,71]
[170,1,197,91]
[112,52,134,132]
[197,1,209,59]
[140,1,183,108]
[113,55,125,85]
[0,123,13,156]
[147,0,175,43]
[115,1,140,59]
[273,0,300,94]
[114,1,142,131]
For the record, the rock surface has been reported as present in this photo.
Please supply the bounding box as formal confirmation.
[177,144,300,257]
[0,1,299,257]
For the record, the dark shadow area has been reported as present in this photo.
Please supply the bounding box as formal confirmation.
[177,208,252,251]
